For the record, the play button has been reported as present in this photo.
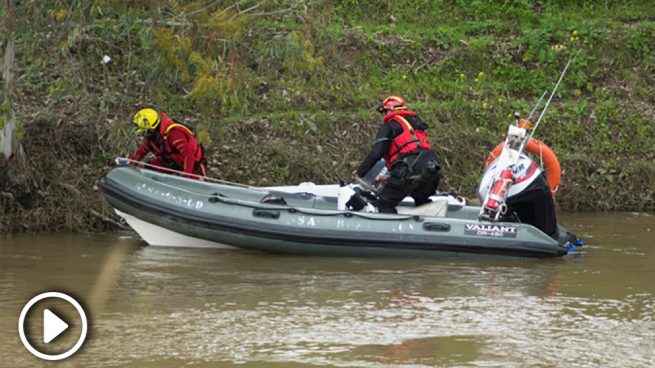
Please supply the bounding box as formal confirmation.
[43,309,69,343]
[19,292,88,361]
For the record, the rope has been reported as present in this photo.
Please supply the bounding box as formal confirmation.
[116,157,252,188]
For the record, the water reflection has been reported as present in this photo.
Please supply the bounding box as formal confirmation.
[0,212,653,367]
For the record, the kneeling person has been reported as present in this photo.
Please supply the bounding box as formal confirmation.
[353,96,441,213]
[130,108,207,179]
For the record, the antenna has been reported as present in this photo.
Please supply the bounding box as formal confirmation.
[517,59,572,157]
[525,90,548,124]
[527,59,572,141]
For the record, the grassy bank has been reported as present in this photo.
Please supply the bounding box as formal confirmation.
[1,0,654,232]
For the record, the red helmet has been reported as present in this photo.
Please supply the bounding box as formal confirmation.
[377,96,407,113]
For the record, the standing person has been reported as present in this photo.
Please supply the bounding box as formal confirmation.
[130,108,207,179]
[352,96,441,213]
[478,123,558,238]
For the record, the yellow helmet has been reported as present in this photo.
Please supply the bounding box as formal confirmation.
[133,108,160,131]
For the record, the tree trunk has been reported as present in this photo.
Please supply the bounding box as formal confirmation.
[1,0,21,160]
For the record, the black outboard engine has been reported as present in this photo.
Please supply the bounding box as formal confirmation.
[345,187,378,211]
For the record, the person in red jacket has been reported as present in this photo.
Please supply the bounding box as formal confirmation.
[130,108,207,179]
[352,96,441,213]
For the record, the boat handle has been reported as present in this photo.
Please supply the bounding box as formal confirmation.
[253,209,280,219]
[423,222,450,232]
[208,192,224,203]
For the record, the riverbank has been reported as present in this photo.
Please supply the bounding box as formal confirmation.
[1,1,654,233]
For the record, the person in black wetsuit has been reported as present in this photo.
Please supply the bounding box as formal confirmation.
[352,96,441,213]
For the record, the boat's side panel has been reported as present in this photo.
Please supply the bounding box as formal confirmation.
[109,195,519,260]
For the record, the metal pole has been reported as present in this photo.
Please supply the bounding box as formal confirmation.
[516,60,572,160]
[526,90,548,124]
[528,59,572,141]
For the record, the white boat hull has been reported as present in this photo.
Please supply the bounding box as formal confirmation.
[114,210,237,249]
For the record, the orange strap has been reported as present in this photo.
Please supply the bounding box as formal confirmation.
[164,123,194,139]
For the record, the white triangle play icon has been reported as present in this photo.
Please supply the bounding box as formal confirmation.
[43,309,69,343]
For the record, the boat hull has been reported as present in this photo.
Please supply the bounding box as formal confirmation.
[101,166,569,258]
[114,209,237,249]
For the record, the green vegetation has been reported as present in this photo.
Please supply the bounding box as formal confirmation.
[1,0,654,232]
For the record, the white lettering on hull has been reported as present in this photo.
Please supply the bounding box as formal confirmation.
[464,223,518,238]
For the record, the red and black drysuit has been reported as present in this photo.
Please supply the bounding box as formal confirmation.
[130,112,206,179]
[356,110,441,213]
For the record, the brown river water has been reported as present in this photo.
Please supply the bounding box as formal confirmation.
[0,212,653,367]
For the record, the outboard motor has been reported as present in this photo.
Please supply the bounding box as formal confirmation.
[338,159,387,212]
[345,187,378,211]
[337,182,356,210]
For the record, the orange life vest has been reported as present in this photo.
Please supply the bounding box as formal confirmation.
[384,112,431,167]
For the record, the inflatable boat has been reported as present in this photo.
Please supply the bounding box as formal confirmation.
[100,162,577,258]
